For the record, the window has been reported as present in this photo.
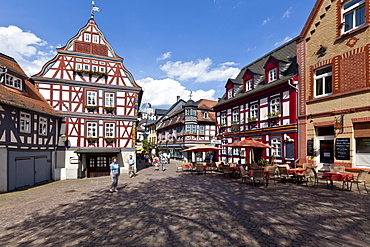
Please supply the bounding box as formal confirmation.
[185,125,191,133]
[203,112,209,118]
[250,104,258,119]
[84,33,91,42]
[5,74,22,90]
[84,59,89,63]
[315,66,332,97]
[87,91,97,106]
[92,66,98,72]
[343,0,365,33]
[39,117,47,135]
[221,113,226,125]
[92,61,98,64]
[268,68,277,82]
[105,123,115,138]
[199,125,205,135]
[100,67,105,73]
[100,61,105,65]
[246,79,253,91]
[270,98,280,114]
[271,137,282,157]
[93,35,99,43]
[192,125,197,134]
[233,148,240,156]
[87,122,98,137]
[185,109,191,116]
[105,92,115,107]
[227,88,233,98]
[232,109,239,123]
[20,112,31,133]
[76,64,82,70]
[76,58,82,62]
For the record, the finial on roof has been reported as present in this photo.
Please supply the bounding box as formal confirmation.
[91,1,101,19]
[189,91,193,100]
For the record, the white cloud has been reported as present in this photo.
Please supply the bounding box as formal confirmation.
[0,25,56,76]
[274,37,292,47]
[160,58,239,83]
[137,77,216,107]
[157,51,172,61]
[262,18,270,25]
[283,7,292,18]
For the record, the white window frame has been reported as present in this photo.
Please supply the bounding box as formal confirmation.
[39,117,47,136]
[93,34,99,44]
[221,112,226,124]
[87,91,97,106]
[76,64,82,70]
[250,104,258,119]
[105,92,115,107]
[199,125,205,135]
[227,88,233,98]
[268,68,277,82]
[105,123,115,138]
[246,79,253,91]
[203,112,209,118]
[5,74,22,90]
[342,0,365,33]
[84,65,90,71]
[100,67,105,73]
[87,122,98,137]
[84,33,91,42]
[314,66,333,98]
[270,98,280,114]
[271,137,282,157]
[20,112,31,133]
[185,125,191,133]
[232,109,239,123]
[185,109,191,116]
[92,66,98,72]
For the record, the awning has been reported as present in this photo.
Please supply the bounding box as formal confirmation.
[74,148,121,154]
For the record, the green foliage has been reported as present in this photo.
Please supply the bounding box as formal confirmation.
[257,158,268,167]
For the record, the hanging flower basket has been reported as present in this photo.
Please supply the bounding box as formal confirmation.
[84,105,99,112]
[85,137,98,143]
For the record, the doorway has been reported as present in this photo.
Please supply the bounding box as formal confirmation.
[86,155,113,177]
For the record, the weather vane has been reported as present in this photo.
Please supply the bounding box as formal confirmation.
[189,91,193,100]
[91,1,101,19]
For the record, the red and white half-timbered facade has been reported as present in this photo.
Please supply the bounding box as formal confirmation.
[214,39,299,165]
[32,18,142,179]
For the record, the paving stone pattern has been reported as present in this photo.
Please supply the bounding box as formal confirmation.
[0,160,369,246]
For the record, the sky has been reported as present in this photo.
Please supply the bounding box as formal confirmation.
[1,0,316,109]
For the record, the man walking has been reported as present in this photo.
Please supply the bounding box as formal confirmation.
[128,155,136,178]
[109,157,119,192]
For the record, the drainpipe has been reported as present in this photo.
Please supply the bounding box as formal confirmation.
[288,78,299,168]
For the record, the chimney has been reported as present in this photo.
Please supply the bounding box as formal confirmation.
[177,96,180,101]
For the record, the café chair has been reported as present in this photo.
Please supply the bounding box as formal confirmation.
[264,166,277,185]
[250,168,267,187]
[239,166,249,184]
[312,168,330,189]
[195,164,205,175]
[277,166,293,182]
[330,166,345,173]
[350,170,369,194]
[297,167,315,186]
[222,165,232,178]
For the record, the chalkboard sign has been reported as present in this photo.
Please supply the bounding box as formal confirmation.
[335,138,350,160]
[307,139,314,156]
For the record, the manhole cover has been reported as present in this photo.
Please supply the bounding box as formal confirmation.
[312,192,339,197]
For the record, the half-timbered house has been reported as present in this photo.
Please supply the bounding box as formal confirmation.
[157,98,217,161]
[214,39,299,165]
[31,18,142,179]
[0,53,60,192]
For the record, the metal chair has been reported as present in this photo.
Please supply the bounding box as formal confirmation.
[350,170,369,194]
[239,166,249,184]
[312,168,330,188]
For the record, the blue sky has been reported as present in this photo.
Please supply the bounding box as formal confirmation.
[1,0,316,108]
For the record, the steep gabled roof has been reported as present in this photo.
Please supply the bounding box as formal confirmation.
[0,53,58,116]
[298,0,325,42]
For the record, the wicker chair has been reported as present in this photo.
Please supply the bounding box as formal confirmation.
[250,168,267,187]
[264,166,277,185]
[239,166,249,184]
[350,170,369,194]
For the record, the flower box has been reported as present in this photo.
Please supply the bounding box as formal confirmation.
[104,137,116,143]
[266,112,281,118]
[103,106,116,114]
[85,137,98,143]
[247,117,257,122]
[85,105,99,112]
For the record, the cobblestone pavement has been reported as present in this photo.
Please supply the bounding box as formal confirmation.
[0,160,370,247]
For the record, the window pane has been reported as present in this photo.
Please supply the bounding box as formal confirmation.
[355,6,365,27]
[325,76,332,94]
[344,12,354,32]
[344,0,363,10]
[316,78,323,96]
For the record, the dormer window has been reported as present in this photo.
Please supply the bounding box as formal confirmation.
[5,74,22,90]
[203,111,209,118]
[268,68,277,82]
[227,88,233,98]
[342,0,365,33]
[245,79,253,91]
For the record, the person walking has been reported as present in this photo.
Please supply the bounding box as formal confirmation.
[144,153,149,167]
[153,155,159,170]
[128,155,136,178]
[109,157,119,192]
[160,153,166,171]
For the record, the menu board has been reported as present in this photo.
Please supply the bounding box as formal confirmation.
[335,138,350,160]
[307,139,314,156]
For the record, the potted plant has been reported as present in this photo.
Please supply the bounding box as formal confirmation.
[267,111,280,118]
[103,106,116,114]
[84,105,99,112]
[231,121,239,125]
[218,123,226,127]
[85,137,98,143]
[104,137,116,143]
[247,117,257,122]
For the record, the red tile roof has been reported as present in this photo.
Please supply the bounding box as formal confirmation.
[0,54,59,116]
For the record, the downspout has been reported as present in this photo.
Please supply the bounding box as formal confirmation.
[288,78,299,168]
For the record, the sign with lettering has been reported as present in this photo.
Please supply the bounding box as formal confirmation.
[335,138,350,160]
[307,139,314,156]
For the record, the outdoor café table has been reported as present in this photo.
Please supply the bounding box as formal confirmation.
[322,172,354,190]
[287,168,306,175]
[229,166,240,177]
